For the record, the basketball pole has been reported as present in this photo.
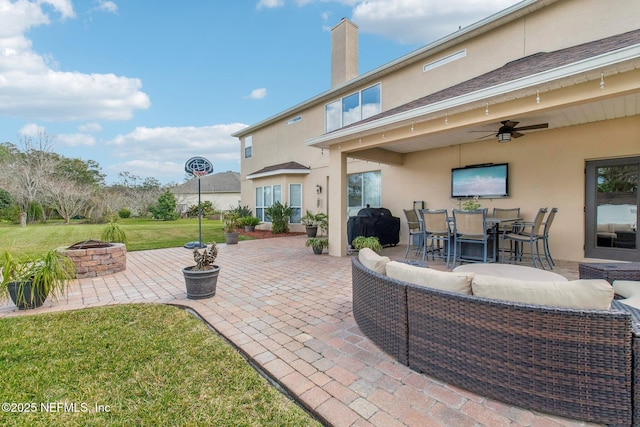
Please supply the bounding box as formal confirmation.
[197,174,203,247]
[183,156,213,250]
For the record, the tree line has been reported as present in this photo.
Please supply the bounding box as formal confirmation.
[0,133,178,227]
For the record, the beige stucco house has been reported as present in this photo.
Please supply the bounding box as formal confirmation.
[233,0,640,262]
[172,171,241,214]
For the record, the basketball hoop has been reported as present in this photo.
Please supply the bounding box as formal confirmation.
[183,156,214,249]
[185,156,214,177]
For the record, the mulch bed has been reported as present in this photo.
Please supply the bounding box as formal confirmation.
[238,229,306,239]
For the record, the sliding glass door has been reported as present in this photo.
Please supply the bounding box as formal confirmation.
[585,157,639,261]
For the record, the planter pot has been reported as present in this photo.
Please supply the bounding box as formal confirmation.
[244,226,255,232]
[312,246,324,255]
[224,232,240,244]
[7,281,47,310]
[182,266,220,299]
[305,226,318,238]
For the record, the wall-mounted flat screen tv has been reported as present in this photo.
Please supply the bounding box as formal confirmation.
[451,163,509,198]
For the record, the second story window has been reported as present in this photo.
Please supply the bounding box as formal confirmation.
[325,83,381,133]
[244,135,252,159]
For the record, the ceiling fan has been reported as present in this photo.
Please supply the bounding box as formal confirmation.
[472,120,549,142]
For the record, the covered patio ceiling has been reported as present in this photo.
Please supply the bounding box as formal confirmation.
[375,91,640,156]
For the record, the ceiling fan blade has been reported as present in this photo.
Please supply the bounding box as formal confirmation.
[501,120,519,129]
[475,133,495,140]
[513,123,548,132]
[511,132,524,138]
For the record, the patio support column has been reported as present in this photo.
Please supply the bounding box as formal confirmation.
[328,146,347,256]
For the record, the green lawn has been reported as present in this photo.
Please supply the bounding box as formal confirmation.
[0,221,321,426]
[0,304,320,426]
[0,218,252,258]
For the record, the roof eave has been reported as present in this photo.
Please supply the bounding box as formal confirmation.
[246,169,311,180]
[305,44,640,148]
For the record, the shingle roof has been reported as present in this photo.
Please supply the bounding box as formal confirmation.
[350,29,640,127]
[247,161,310,177]
[172,171,240,194]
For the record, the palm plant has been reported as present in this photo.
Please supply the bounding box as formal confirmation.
[264,202,293,234]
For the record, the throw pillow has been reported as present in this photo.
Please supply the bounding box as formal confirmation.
[471,274,614,310]
[613,280,640,309]
[385,261,473,294]
[358,248,391,275]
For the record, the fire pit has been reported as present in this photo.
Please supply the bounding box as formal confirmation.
[62,240,126,278]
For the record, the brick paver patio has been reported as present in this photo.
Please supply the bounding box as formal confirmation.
[0,236,598,426]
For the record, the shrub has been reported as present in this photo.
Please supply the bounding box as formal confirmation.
[150,190,179,221]
[352,236,383,253]
[118,208,131,219]
[229,205,252,218]
[264,202,293,234]
[101,217,128,245]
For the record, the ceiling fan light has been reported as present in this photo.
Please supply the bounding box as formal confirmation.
[497,132,511,142]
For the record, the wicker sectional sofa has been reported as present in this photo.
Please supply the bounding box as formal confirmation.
[351,255,640,426]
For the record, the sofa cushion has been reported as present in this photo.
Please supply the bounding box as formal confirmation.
[613,280,640,309]
[358,248,391,275]
[386,261,473,294]
[472,274,614,310]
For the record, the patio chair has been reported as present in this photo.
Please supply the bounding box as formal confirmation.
[492,207,521,233]
[419,209,452,267]
[403,209,425,259]
[452,209,494,267]
[501,207,548,268]
[492,207,521,257]
[541,207,558,269]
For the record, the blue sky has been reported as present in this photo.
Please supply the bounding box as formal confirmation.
[0,0,519,185]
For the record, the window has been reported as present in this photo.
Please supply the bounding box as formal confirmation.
[244,135,252,159]
[325,83,381,133]
[348,171,381,215]
[255,185,282,222]
[289,184,302,223]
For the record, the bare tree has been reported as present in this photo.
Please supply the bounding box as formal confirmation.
[0,134,57,227]
[42,177,94,224]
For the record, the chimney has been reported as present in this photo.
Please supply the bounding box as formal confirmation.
[331,18,358,87]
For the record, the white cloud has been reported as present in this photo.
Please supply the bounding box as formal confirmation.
[105,123,247,182]
[56,133,97,147]
[78,122,103,133]
[107,123,247,163]
[96,1,118,14]
[247,88,268,100]
[256,0,284,10]
[265,0,519,45]
[18,123,46,136]
[0,0,149,121]
[351,0,520,44]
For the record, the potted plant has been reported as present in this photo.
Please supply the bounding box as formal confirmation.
[305,237,329,255]
[223,212,240,244]
[239,216,260,232]
[315,212,328,236]
[301,211,328,237]
[182,242,220,299]
[1,249,76,310]
[301,210,319,237]
[351,236,383,253]
[462,196,482,211]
